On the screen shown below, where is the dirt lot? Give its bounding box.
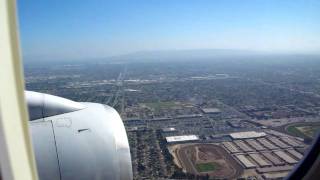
[173,143,243,179]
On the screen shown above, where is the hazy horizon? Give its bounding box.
[18,0,320,61]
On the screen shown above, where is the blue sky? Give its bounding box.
[18,0,320,61]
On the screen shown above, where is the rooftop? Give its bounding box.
[201,108,221,114]
[162,127,176,132]
[230,131,266,139]
[166,135,199,143]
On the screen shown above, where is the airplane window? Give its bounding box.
[17,0,320,179]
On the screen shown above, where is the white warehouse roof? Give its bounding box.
[201,108,221,114]
[166,135,199,143]
[162,127,176,132]
[230,131,266,139]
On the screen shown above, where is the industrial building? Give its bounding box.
[257,138,278,150]
[235,155,256,168]
[287,149,303,159]
[165,135,199,143]
[256,165,293,174]
[262,152,285,166]
[218,134,306,179]
[229,131,266,140]
[245,139,266,151]
[262,172,289,180]
[222,142,241,153]
[248,153,272,167]
[274,151,298,164]
[234,140,254,152]
[268,137,290,149]
[162,127,177,136]
[201,108,221,114]
[281,137,303,147]
[162,127,176,132]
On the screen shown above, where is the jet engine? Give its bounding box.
[26,91,132,180]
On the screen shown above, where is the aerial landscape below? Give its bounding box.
[24,52,320,179]
[15,0,320,179]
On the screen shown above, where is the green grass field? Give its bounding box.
[287,125,305,137]
[195,162,219,172]
[286,123,320,139]
[297,126,320,138]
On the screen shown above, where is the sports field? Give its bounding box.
[174,144,243,178]
[286,122,320,138]
[196,162,220,172]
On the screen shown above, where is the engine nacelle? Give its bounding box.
[26,91,132,180]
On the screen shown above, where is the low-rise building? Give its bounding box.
[235,155,256,169]
[201,108,221,114]
[230,131,266,140]
[165,135,199,143]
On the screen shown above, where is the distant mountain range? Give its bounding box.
[107,49,264,62]
[23,49,320,64]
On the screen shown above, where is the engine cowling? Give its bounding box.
[26,91,133,180]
